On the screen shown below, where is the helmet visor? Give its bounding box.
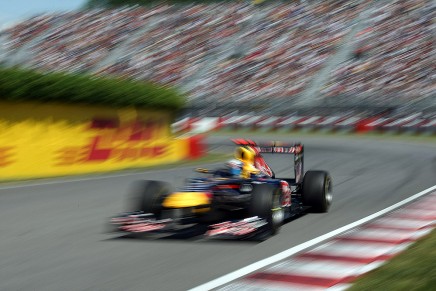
[230,167,242,176]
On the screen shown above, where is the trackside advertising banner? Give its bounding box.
[0,102,189,180]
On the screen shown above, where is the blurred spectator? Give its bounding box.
[322,0,434,104]
[2,0,431,106]
[2,14,63,51]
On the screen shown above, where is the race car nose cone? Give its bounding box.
[162,192,211,208]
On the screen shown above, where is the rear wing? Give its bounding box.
[232,139,304,183]
[232,139,303,154]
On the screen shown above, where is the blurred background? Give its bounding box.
[0,2,435,290]
[0,0,434,118]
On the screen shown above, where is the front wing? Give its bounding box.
[110,211,270,239]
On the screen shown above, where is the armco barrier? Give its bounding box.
[173,115,436,136]
[0,101,197,180]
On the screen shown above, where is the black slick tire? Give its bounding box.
[131,180,174,218]
[302,170,332,213]
[248,183,283,238]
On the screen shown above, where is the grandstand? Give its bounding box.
[321,0,434,107]
[1,0,434,116]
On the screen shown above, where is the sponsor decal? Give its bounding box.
[273,146,284,153]
[121,223,166,232]
[55,118,169,165]
[0,104,181,179]
[206,217,268,236]
[114,216,172,232]
[257,145,302,154]
[255,156,273,177]
[280,180,291,207]
[0,147,15,167]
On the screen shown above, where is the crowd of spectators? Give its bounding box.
[25,7,159,73]
[1,14,63,50]
[1,1,361,103]
[93,1,362,103]
[321,0,434,104]
[190,1,363,103]
[96,4,256,93]
[1,0,432,106]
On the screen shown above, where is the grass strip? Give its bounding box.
[348,229,436,291]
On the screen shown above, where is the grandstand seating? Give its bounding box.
[1,0,433,108]
[321,0,434,104]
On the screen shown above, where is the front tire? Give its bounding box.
[302,170,332,213]
[248,183,283,238]
[130,180,174,218]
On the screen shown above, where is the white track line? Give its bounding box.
[189,185,436,291]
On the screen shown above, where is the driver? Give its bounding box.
[226,159,244,177]
[234,146,261,178]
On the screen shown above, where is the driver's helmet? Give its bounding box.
[235,146,256,166]
[234,146,261,178]
[226,159,243,177]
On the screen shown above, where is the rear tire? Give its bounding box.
[248,183,283,238]
[302,171,332,213]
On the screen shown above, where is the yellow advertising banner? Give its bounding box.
[0,102,188,180]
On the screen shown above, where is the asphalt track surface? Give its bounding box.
[0,135,435,291]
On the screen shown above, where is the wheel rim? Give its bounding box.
[325,178,332,207]
[272,208,284,225]
[271,192,284,226]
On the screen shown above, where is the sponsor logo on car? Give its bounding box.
[206,217,267,236]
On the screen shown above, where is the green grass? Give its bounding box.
[348,229,436,291]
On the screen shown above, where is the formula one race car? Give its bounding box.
[110,139,332,240]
